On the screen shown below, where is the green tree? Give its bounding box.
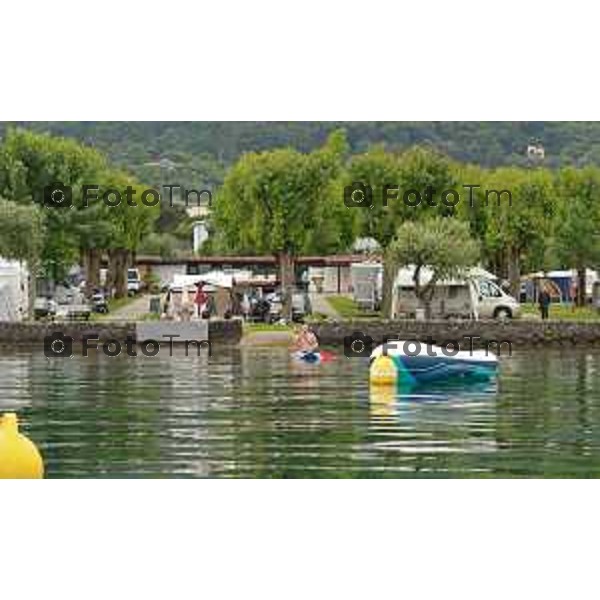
[345,145,458,316]
[555,166,600,305]
[99,174,159,298]
[0,129,158,297]
[214,131,353,318]
[138,232,183,260]
[484,167,556,297]
[387,218,480,318]
[0,128,107,280]
[0,198,44,264]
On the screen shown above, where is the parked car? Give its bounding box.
[128,268,142,295]
[247,297,271,322]
[91,292,109,314]
[266,291,283,323]
[265,290,312,323]
[56,302,91,321]
[33,297,57,320]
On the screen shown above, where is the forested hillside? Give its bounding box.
[2,122,600,190]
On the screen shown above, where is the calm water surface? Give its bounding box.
[2,346,600,477]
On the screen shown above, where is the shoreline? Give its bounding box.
[2,318,600,347]
[311,319,600,348]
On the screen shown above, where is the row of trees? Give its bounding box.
[0,129,159,298]
[213,130,600,317]
[1,127,599,318]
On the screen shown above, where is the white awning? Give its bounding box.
[171,271,234,290]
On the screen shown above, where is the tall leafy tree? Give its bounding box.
[95,172,159,298]
[0,198,44,264]
[214,130,354,318]
[484,167,556,297]
[0,129,158,296]
[555,166,600,305]
[345,145,458,316]
[0,128,107,280]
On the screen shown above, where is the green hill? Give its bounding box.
[2,122,600,188]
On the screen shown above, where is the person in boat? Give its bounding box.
[292,324,319,354]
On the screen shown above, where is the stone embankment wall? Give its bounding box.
[0,319,242,345]
[312,320,600,348]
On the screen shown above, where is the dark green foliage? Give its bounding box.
[4,122,600,192]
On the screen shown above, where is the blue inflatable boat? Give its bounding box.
[292,350,336,364]
[370,341,498,386]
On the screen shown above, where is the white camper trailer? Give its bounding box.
[391,266,520,320]
[0,259,29,321]
[392,267,478,319]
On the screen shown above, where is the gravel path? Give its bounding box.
[106,294,153,321]
[308,293,341,318]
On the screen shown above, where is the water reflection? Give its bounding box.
[0,354,32,410]
[2,346,600,477]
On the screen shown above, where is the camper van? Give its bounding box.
[0,259,29,321]
[476,278,520,319]
[391,266,520,320]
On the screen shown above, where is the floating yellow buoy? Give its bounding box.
[0,413,44,479]
[369,354,397,386]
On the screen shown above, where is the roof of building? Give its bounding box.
[136,254,365,267]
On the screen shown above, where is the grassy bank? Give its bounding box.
[242,322,294,333]
[520,302,600,321]
[325,297,600,323]
[326,295,381,320]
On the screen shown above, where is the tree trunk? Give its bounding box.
[412,265,424,318]
[496,248,507,282]
[26,260,38,319]
[277,251,295,321]
[84,248,101,296]
[381,258,395,318]
[419,281,436,320]
[106,250,116,297]
[108,249,129,298]
[507,246,521,298]
[577,267,586,307]
[423,300,432,320]
[115,249,129,299]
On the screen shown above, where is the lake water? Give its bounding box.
[2,345,600,478]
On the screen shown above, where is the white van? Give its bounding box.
[391,266,520,320]
[476,278,520,320]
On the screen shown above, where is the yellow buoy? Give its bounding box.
[369,354,397,386]
[0,413,44,479]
